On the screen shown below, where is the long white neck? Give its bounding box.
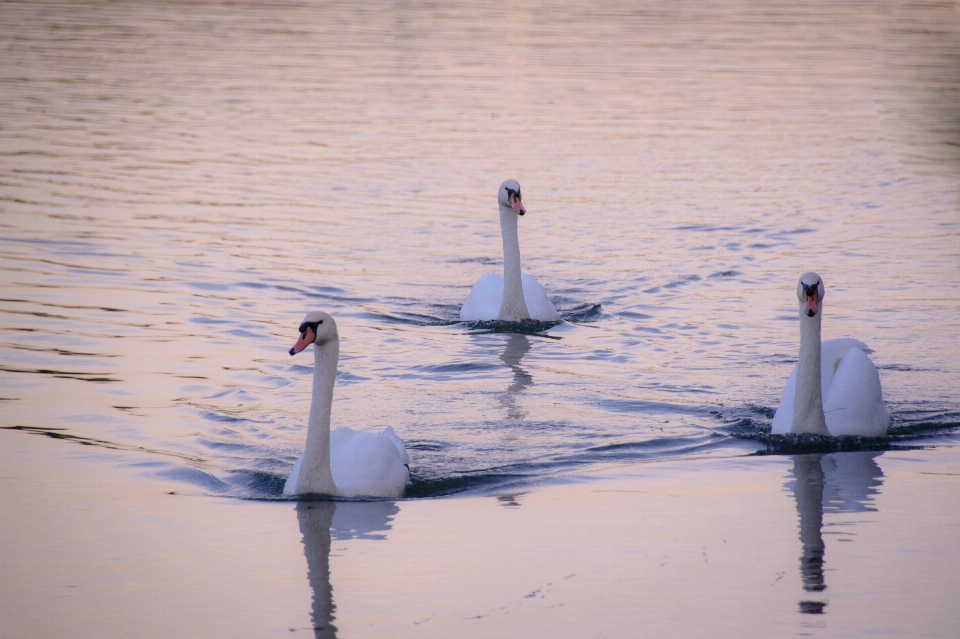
[296,338,340,495]
[497,206,530,321]
[793,310,829,435]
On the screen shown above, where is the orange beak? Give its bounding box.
[803,291,819,317]
[511,194,526,216]
[289,326,315,355]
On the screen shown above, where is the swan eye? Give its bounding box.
[801,282,820,299]
[298,321,321,335]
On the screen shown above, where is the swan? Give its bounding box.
[283,311,409,498]
[771,273,889,437]
[460,179,560,322]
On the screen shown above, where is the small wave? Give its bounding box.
[714,404,960,455]
[619,310,653,321]
[186,282,230,291]
[662,274,702,289]
[353,300,601,329]
[561,303,603,322]
[0,364,119,383]
[350,309,461,327]
[11,400,956,502]
[157,466,234,493]
[464,319,563,336]
[405,472,530,498]
[451,257,500,265]
[585,433,721,455]
[409,361,501,375]
[674,224,743,232]
[0,425,206,463]
[600,398,714,417]
[196,409,249,424]
[189,316,231,325]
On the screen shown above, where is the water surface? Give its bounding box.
[1,1,959,497]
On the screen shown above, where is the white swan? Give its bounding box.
[771,273,889,437]
[283,311,409,498]
[460,179,560,322]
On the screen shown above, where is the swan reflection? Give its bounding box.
[788,452,884,614]
[296,500,399,637]
[499,333,532,419]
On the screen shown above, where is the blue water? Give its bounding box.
[1,1,959,500]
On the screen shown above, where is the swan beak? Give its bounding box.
[289,327,315,356]
[803,292,819,317]
[510,195,526,216]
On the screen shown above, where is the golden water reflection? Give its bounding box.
[789,452,884,615]
[499,333,533,420]
[297,500,400,637]
[297,502,338,638]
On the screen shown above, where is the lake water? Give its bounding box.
[2,1,959,637]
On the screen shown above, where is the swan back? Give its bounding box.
[330,428,409,498]
[459,273,559,321]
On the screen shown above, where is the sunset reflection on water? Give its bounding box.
[1,1,959,637]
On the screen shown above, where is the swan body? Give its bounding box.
[460,179,559,322]
[283,311,409,498]
[460,273,558,322]
[285,426,408,499]
[771,273,889,437]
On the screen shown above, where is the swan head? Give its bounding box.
[498,179,526,216]
[289,311,338,355]
[797,272,824,318]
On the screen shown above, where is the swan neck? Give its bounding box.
[793,312,829,435]
[497,206,530,321]
[298,338,339,495]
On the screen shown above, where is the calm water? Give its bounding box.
[2,1,959,501]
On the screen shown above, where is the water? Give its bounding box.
[2,1,959,502]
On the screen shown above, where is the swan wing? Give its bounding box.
[460,273,503,321]
[824,347,889,437]
[381,426,409,465]
[520,273,560,321]
[820,338,870,393]
[330,426,358,449]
